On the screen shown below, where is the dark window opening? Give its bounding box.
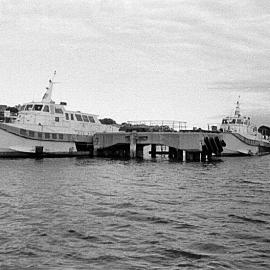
[82,115,89,122]
[38,132,42,138]
[20,129,27,135]
[59,134,63,140]
[52,133,57,139]
[26,104,33,111]
[55,117,59,122]
[88,116,95,123]
[75,114,83,121]
[65,113,69,120]
[55,108,63,114]
[43,105,49,112]
[45,133,50,139]
[34,104,43,111]
[70,114,74,120]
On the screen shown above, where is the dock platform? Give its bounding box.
[93,131,225,161]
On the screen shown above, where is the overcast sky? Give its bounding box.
[0,0,270,128]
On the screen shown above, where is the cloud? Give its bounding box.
[0,0,270,125]
[209,80,270,93]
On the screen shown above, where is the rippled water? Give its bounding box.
[0,155,269,269]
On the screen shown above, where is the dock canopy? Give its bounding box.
[258,125,270,136]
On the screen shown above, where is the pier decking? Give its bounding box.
[93,131,224,161]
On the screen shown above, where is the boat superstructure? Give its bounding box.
[0,72,119,157]
[219,98,270,156]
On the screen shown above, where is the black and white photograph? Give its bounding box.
[0,0,269,269]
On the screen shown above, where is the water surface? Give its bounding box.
[0,156,269,269]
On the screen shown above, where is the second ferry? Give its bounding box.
[215,98,270,156]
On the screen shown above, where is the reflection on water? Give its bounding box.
[0,156,269,269]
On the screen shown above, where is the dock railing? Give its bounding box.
[126,120,187,132]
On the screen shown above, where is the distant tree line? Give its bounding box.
[99,118,117,125]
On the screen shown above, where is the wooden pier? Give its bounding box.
[93,131,225,161]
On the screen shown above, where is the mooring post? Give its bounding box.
[151,144,156,158]
[35,146,43,159]
[130,131,137,159]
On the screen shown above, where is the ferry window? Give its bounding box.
[43,105,49,112]
[230,119,236,124]
[55,117,59,122]
[20,129,27,135]
[26,104,33,111]
[59,134,63,140]
[75,114,83,121]
[88,116,95,123]
[45,133,50,139]
[52,133,57,139]
[38,132,42,138]
[55,107,63,114]
[222,119,228,124]
[70,114,74,120]
[237,119,243,124]
[29,131,35,137]
[65,113,69,120]
[34,104,43,111]
[21,105,26,111]
[82,115,89,122]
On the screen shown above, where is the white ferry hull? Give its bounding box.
[221,132,269,156]
[0,128,85,157]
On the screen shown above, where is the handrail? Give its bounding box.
[231,132,270,147]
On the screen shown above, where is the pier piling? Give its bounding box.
[151,144,156,158]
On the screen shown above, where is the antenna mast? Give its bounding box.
[42,71,57,102]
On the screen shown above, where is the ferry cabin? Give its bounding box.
[220,116,257,135]
[15,101,105,135]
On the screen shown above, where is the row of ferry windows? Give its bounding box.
[22,104,63,114]
[55,114,95,123]
[222,119,250,125]
[21,104,96,123]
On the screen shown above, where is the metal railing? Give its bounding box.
[126,120,187,132]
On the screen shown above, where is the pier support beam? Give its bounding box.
[193,152,201,162]
[176,149,183,161]
[136,145,144,159]
[168,147,183,161]
[169,147,177,160]
[186,151,193,162]
[201,151,207,162]
[151,144,156,158]
[130,132,137,159]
